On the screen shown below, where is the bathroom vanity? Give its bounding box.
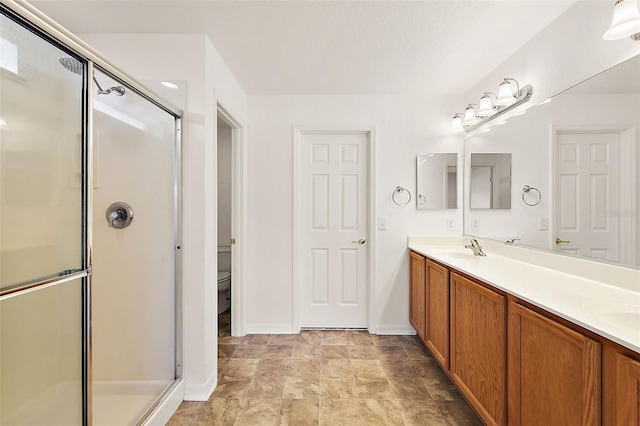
[408,237,640,426]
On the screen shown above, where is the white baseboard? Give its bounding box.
[375,324,416,335]
[246,323,295,334]
[184,370,217,401]
[144,379,185,426]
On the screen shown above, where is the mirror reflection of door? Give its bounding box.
[470,166,493,209]
[416,153,458,210]
[554,131,623,262]
[446,166,457,209]
[469,153,512,209]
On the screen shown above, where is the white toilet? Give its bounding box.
[218,271,231,314]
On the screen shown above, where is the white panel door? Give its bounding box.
[300,132,368,328]
[555,132,620,261]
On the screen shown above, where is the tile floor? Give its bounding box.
[167,311,483,425]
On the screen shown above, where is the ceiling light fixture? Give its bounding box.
[603,0,640,40]
[161,81,179,89]
[451,77,533,133]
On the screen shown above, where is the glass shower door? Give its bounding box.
[0,9,86,425]
[91,69,179,426]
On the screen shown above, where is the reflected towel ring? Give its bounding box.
[417,194,426,205]
[522,185,541,206]
[392,186,412,206]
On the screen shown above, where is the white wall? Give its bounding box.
[246,94,463,334]
[77,33,248,401]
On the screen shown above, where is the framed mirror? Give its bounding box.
[416,153,458,210]
[464,54,640,268]
[469,153,511,209]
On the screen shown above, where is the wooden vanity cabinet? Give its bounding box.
[425,259,449,369]
[508,299,601,426]
[409,251,426,341]
[603,345,640,426]
[450,272,507,426]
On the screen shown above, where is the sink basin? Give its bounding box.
[585,302,640,336]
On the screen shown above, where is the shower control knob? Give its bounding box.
[106,202,134,229]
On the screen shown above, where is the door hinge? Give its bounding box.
[230,238,236,245]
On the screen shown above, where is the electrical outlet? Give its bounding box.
[447,218,455,231]
[539,217,549,230]
[471,218,479,231]
[378,216,388,230]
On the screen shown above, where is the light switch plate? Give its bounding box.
[447,218,455,231]
[471,218,479,231]
[378,216,388,230]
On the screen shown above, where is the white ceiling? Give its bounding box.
[29,0,578,96]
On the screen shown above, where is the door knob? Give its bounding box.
[352,238,366,245]
[555,237,570,244]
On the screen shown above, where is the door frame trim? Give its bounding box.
[292,126,377,333]
[217,101,247,337]
[551,125,637,265]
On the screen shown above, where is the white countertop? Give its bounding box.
[408,237,640,353]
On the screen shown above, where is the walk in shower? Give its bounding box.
[0,2,182,425]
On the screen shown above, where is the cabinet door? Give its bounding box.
[425,260,449,369]
[450,273,506,426]
[603,346,640,426]
[409,251,426,340]
[508,301,601,426]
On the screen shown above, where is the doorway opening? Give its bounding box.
[216,103,246,337]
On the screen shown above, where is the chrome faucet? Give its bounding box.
[465,238,486,256]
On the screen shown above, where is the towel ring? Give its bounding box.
[522,185,541,206]
[392,186,411,206]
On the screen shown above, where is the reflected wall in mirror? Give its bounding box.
[464,54,640,268]
[469,153,511,209]
[416,153,458,210]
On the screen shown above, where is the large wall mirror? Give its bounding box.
[464,54,640,268]
[416,153,458,210]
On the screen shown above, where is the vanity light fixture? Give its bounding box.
[451,77,533,133]
[603,0,640,40]
[463,104,480,126]
[495,78,520,106]
[477,92,497,118]
[452,113,464,132]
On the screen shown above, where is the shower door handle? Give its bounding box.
[106,202,134,229]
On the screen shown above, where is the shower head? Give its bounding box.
[59,57,126,96]
[59,57,83,75]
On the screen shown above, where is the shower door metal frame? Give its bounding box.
[0,1,185,425]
